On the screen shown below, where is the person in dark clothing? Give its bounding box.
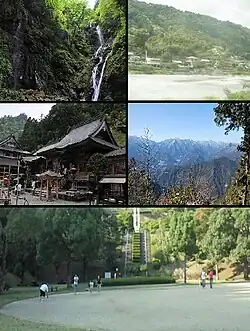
[97,275,102,292]
[208,270,214,289]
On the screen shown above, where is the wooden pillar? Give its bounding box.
[46,178,49,200]
[40,178,43,200]
[3,166,5,176]
[56,179,59,200]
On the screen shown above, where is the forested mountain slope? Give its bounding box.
[158,157,238,199]
[0,0,126,101]
[0,113,27,140]
[128,0,250,62]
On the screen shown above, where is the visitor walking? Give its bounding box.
[32,180,36,195]
[40,283,49,300]
[73,274,79,294]
[97,275,102,292]
[200,269,206,288]
[209,270,214,289]
[89,280,94,293]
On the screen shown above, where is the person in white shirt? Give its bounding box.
[89,280,94,293]
[200,269,206,288]
[73,274,79,294]
[40,283,49,300]
[32,180,36,195]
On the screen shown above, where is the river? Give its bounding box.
[128,74,250,100]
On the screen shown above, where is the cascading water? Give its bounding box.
[91,25,112,101]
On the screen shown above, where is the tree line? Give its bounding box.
[140,208,250,282]
[0,208,133,294]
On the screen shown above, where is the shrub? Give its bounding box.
[102,276,175,286]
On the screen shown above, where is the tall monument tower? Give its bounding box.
[133,208,140,232]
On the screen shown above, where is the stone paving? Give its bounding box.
[2,283,250,331]
[11,193,91,205]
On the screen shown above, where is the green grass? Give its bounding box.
[0,285,89,331]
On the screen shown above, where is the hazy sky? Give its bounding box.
[87,0,96,8]
[140,0,250,28]
[0,104,54,120]
[128,103,243,143]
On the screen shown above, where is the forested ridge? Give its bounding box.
[0,113,27,140]
[129,0,250,74]
[0,103,126,151]
[0,0,126,101]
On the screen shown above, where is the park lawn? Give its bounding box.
[0,286,90,331]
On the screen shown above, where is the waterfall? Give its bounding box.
[91,25,112,101]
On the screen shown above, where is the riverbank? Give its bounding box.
[128,74,250,100]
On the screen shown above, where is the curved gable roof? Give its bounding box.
[35,118,118,155]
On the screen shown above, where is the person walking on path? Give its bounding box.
[209,270,214,289]
[40,283,49,300]
[200,269,206,288]
[97,275,102,292]
[89,280,94,293]
[32,180,36,195]
[73,274,79,294]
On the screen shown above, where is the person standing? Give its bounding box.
[89,280,94,293]
[208,270,214,289]
[40,283,49,300]
[200,269,206,288]
[32,180,36,195]
[73,274,79,294]
[97,275,102,292]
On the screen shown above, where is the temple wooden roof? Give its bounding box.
[0,135,30,155]
[35,118,119,155]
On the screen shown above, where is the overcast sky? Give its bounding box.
[140,0,250,28]
[87,0,96,8]
[0,104,55,120]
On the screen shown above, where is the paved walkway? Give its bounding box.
[2,284,250,331]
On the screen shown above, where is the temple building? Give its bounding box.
[0,135,30,179]
[100,147,126,203]
[0,118,126,204]
[33,117,126,203]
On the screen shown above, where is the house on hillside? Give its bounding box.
[0,135,30,179]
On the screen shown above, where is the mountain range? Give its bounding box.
[128,0,250,61]
[128,136,241,198]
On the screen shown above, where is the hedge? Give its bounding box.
[102,276,175,286]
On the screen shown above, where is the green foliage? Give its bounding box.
[168,209,197,260]
[231,209,250,279]
[102,276,175,286]
[0,114,27,141]
[2,208,120,288]
[214,102,250,205]
[201,209,237,263]
[0,44,11,87]
[88,153,108,179]
[132,232,141,263]
[45,0,91,34]
[116,209,133,234]
[1,0,125,100]
[128,159,157,205]
[129,0,250,74]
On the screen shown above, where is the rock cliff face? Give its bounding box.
[0,0,126,101]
